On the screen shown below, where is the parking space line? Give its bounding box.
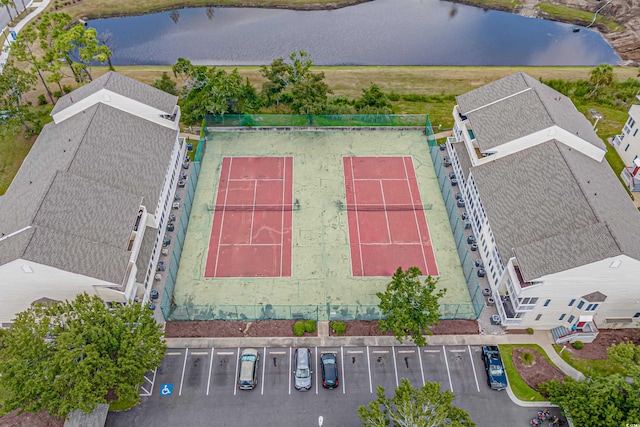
[233,348,240,396]
[217,351,234,355]
[167,352,182,356]
[340,347,346,394]
[423,349,441,353]
[315,346,318,395]
[443,345,453,393]
[397,350,415,354]
[206,347,214,396]
[288,348,292,395]
[468,345,480,392]
[140,385,150,395]
[179,348,188,396]
[417,347,425,386]
[269,351,286,355]
[372,350,389,354]
[347,350,363,354]
[449,349,466,353]
[366,346,372,394]
[191,351,208,355]
[261,347,266,395]
[392,346,399,387]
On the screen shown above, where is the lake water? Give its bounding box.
[89,0,620,66]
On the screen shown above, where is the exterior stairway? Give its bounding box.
[551,325,572,343]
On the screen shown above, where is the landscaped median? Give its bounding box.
[499,344,564,402]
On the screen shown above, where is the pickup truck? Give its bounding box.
[482,345,508,390]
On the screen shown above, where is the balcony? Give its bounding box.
[622,167,640,191]
[551,316,599,344]
[612,134,623,148]
[494,293,522,326]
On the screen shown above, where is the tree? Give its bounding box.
[608,341,640,376]
[355,83,392,113]
[0,293,166,419]
[10,24,56,104]
[152,71,178,95]
[260,56,290,107]
[290,71,331,116]
[588,63,614,98]
[358,378,475,427]
[377,266,446,347]
[0,60,37,134]
[540,375,640,426]
[1,0,13,20]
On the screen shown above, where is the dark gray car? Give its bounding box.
[293,348,312,391]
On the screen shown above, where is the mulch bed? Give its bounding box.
[511,347,566,393]
[164,320,315,338]
[559,329,640,360]
[329,319,479,336]
[0,410,63,427]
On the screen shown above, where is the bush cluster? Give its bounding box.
[572,340,584,350]
[331,321,346,335]
[293,321,306,337]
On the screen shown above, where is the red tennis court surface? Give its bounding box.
[205,157,293,278]
[343,156,438,277]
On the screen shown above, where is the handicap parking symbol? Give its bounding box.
[160,384,173,396]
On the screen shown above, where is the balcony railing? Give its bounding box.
[494,294,522,326]
[612,134,623,148]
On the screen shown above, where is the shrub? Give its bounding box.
[526,327,534,335]
[331,321,346,335]
[402,94,428,102]
[520,351,535,366]
[304,320,316,333]
[388,92,400,101]
[293,321,306,337]
[572,340,584,350]
[53,90,62,99]
[62,85,73,94]
[37,94,48,105]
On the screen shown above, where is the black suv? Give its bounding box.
[320,353,339,389]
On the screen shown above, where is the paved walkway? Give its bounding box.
[1,0,53,70]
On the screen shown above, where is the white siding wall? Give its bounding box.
[0,259,124,323]
[616,105,640,167]
[514,255,640,329]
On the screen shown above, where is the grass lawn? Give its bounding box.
[499,344,553,402]
[552,344,625,377]
[537,2,622,32]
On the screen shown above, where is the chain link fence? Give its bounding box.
[205,114,428,128]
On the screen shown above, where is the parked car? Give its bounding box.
[439,144,446,151]
[467,235,476,244]
[183,162,189,170]
[181,172,187,180]
[449,171,456,179]
[320,353,339,389]
[163,236,171,247]
[178,180,186,188]
[457,199,465,208]
[475,258,484,267]
[461,212,469,220]
[443,160,452,167]
[238,348,260,390]
[150,289,159,299]
[470,242,478,251]
[187,143,194,151]
[170,214,177,222]
[451,178,458,186]
[477,268,486,277]
[455,192,462,200]
[293,348,313,391]
[174,194,181,201]
[167,222,174,232]
[157,261,165,272]
[482,346,508,390]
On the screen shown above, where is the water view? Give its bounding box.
[89,0,620,66]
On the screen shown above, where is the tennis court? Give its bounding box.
[173,131,472,320]
[204,157,293,278]
[344,156,438,277]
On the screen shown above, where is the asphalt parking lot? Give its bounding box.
[107,345,560,427]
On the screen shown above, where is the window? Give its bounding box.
[634,313,640,318]
[577,300,585,309]
[586,303,599,312]
[568,299,575,307]
[559,314,566,321]
[625,144,630,152]
[567,315,575,324]
[629,117,637,128]
[634,129,639,137]
[544,299,551,307]
[535,314,542,321]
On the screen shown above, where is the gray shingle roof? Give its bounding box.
[0,227,35,266]
[457,72,604,152]
[472,139,640,281]
[51,71,177,116]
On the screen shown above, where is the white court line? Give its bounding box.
[392,346,399,388]
[179,349,189,396]
[341,347,346,394]
[279,158,286,276]
[217,351,234,355]
[219,243,281,247]
[347,350,363,354]
[468,345,480,392]
[261,347,266,395]
[233,348,240,396]
[417,347,425,386]
[213,158,233,277]
[167,352,182,356]
[349,157,365,275]
[206,348,214,396]
[443,345,453,393]
[315,347,318,395]
[379,180,392,243]
[249,179,258,245]
[366,346,373,394]
[288,348,292,395]
[402,156,430,274]
[359,242,426,246]
[191,351,208,355]
[269,351,286,355]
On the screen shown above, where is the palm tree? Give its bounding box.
[1,0,14,21]
[588,63,614,98]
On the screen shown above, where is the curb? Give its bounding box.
[505,385,555,408]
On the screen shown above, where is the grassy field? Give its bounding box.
[537,2,622,32]
[54,0,370,19]
[499,344,551,402]
[552,344,624,377]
